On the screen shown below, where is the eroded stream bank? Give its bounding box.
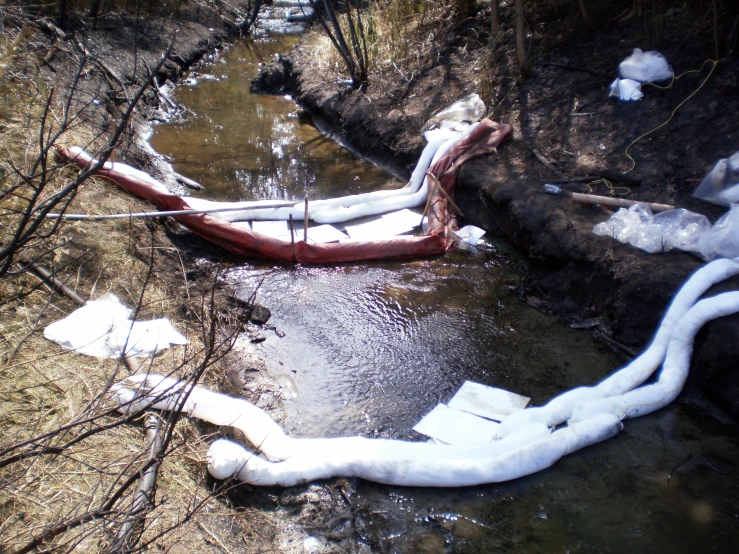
[147,36,739,552]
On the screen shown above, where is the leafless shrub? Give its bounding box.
[0,10,252,553]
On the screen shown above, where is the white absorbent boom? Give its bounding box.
[112,258,739,487]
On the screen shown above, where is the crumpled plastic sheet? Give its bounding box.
[698,204,739,260]
[43,293,187,358]
[608,78,644,101]
[422,93,486,133]
[693,151,739,207]
[618,48,673,83]
[453,225,486,245]
[593,203,708,254]
[610,48,673,102]
[593,203,739,260]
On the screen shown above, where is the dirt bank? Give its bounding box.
[253,1,739,417]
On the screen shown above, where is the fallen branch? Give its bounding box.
[111,414,164,552]
[532,148,563,175]
[174,173,205,191]
[17,252,86,305]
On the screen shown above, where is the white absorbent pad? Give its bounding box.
[412,404,501,446]
[251,220,291,241]
[454,225,487,245]
[44,292,187,358]
[447,381,530,421]
[344,209,421,241]
[296,225,349,244]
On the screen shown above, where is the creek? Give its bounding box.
[149,37,739,553]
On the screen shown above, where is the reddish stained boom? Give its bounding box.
[55,146,451,263]
[55,119,512,263]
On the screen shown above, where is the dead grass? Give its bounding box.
[0,15,271,554]
[304,0,454,83]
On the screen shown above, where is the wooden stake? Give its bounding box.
[289,215,296,262]
[303,197,309,243]
[426,172,465,217]
[569,192,674,213]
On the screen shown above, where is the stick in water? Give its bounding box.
[304,197,309,243]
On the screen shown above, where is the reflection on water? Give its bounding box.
[151,37,739,554]
[150,39,394,202]
[230,251,621,440]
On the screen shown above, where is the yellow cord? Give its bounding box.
[623,59,718,174]
[587,178,630,197]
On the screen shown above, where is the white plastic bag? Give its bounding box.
[608,78,644,101]
[422,93,485,133]
[697,204,739,260]
[618,49,673,83]
[693,151,739,207]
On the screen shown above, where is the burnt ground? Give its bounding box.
[253,0,739,417]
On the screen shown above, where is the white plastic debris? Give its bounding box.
[693,151,739,207]
[608,78,644,101]
[618,49,673,83]
[447,381,530,421]
[593,203,711,254]
[697,204,739,261]
[454,225,487,246]
[412,404,500,446]
[44,293,187,358]
[422,93,485,134]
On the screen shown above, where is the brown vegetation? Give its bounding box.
[0,2,275,552]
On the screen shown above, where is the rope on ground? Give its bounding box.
[623,59,718,174]
[586,178,630,197]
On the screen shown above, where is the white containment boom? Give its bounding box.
[111,258,739,487]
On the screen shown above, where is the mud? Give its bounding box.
[252,1,739,417]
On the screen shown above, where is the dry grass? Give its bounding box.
[304,0,454,82]
[0,16,270,554]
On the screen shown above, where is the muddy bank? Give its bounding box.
[253,5,739,416]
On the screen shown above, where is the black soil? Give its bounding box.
[253,1,739,415]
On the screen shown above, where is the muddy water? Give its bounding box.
[151,39,739,553]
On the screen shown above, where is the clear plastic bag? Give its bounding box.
[593,204,711,254]
[422,93,485,133]
[697,204,739,260]
[618,49,673,83]
[693,151,739,207]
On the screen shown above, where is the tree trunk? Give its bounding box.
[57,0,68,27]
[578,0,595,31]
[88,0,101,19]
[515,0,528,73]
[491,0,500,37]
[454,0,477,21]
